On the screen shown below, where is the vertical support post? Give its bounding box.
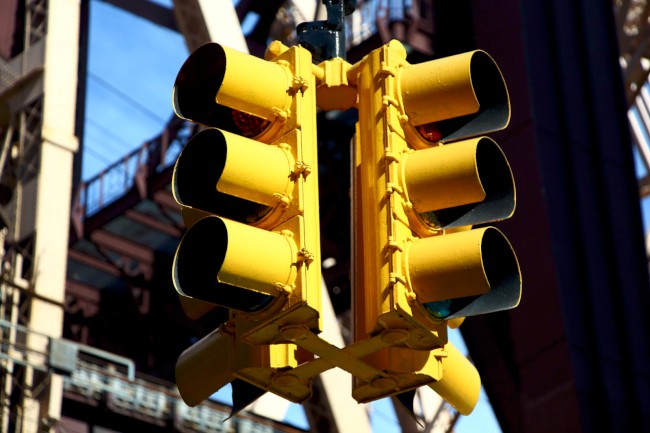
[23,0,80,431]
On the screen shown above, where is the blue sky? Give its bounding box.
[83,0,188,180]
[630,109,650,231]
[84,0,502,431]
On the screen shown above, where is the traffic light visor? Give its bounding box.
[407,227,521,319]
[173,216,297,312]
[399,50,510,142]
[403,137,515,229]
[172,43,292,135]
[428,342,480,415]
[176,326,235,406]
[172,128,294,224]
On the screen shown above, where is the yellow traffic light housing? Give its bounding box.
[168,38,522,418]
[352,41,521,414]
[171,41,322,410]
[173,42,292,140]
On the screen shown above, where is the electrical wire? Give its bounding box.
[85,117,135,152]
[87,71,167,124]
[371,402,401,427]
[83,144,113,166]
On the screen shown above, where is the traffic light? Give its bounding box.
[352,40,521,415]
[170,41,322,409]
[169,37,521,417]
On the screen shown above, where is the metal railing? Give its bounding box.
[347,0,415,46]
[74,117,195,219]
[0,318,135,379]
[64,359,298,433]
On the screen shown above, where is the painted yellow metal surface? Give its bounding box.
[352,40,521,415]
[177,216,297,298]
[176,322,301,406]
[171,41,322,407]
[397,49,511,141]
[312,57,357,111]
[428,342,481,416]
[399,50,482,125]
[175,324,235,406]
[402,138,488,213]
[216,44,293,122]
[170,38,521,416]
[407,227,513,303]
[172,42,292,140]
[216,130,295,208]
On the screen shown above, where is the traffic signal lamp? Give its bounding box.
[352,41,521,414]
[172,42,292,140]
[170,41,322,409]
[168,38,522,418]
[172,129,299,312]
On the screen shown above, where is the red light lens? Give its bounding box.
[231,110,270,138]
[416,123,443,142]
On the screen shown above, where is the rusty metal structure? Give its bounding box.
[1,0,80,431]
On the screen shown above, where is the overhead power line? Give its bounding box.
[88,70,167,123]
[85,116,135,152]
